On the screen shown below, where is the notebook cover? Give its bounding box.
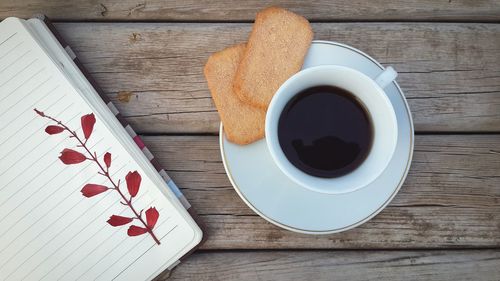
[33,14,206,274]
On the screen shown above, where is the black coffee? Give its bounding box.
[278,85,373,178]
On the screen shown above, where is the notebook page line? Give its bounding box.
[0,81,57,132]
[13,163,134,281]
[0,140,107,240]
[0,134,104,223]
[0,154,62,210]
[0,96,70,161]
[0,156,76,224]
[0,112,75,184]
[0,138,106,236]
[0,40,23,61]
[112,221,177,281]
[20,174,137,281]
[64,199,174,280]
[0,105,76,182]
[0,67,47,104]
[0,157,59,202]
[0,83,58,143]
[0,90,67,148]
[59,215,171,281]
[0,74,52,120]
[0,58,38,87]
[0,147,111,265]
[0,159,125,280]
[0,133,64,181]
[96,215,172,281]
[44,193,152,281]
[0,49,31,73]
[0,32,17,47]
[82,206,166,281]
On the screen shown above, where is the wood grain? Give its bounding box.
[142,135,500,249]
[2,0,500,22]
[53,22,500,133]
[166,250,500,281]
[4,2,500,279]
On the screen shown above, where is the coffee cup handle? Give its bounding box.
[374,66,398,89]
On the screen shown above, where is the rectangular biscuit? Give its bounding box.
[233,7,313,109]
[204,44,266,145]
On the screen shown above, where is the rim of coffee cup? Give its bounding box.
[265,65,398,194]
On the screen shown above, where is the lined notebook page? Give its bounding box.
[0,18,199,281]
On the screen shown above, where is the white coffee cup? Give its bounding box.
[265,65,398,194]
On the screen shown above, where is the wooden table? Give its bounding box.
[3,1,500,280]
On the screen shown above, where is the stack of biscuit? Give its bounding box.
[204,7,313,145]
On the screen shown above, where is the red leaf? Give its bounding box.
[59,148,86,164]
[127,225,148,236]
[81,183,108,197]
[107,215,133,226]
[45,125,65,135]
[81,113,96,140]
[125,171,141,198]
[34,108,45,117]
[145,207,159,228]
[104,152,111,168]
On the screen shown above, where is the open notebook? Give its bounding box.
[0,17,203,280]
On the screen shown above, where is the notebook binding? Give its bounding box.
[64,46,76,60]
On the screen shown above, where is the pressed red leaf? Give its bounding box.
[81,113,96,140]
[104,152,111,168]
[125,171,141,198]
[45,125,65,135]
[145,207,159,228]
[107,215,133,226]
[34,108,45,117]
[127,225,148,236]
[81,183,108,197]
[59,148,86,164]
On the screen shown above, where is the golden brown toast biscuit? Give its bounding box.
[204,44,266,145]
[233,7,313,109]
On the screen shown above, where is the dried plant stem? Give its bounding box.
[42,113,161,245]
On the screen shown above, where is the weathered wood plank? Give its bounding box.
[142,135,500,249]
[53,23,500,133]
[166,250,500,281]
[2,0,500,22]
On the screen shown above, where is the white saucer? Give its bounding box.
[219,41,414,234]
